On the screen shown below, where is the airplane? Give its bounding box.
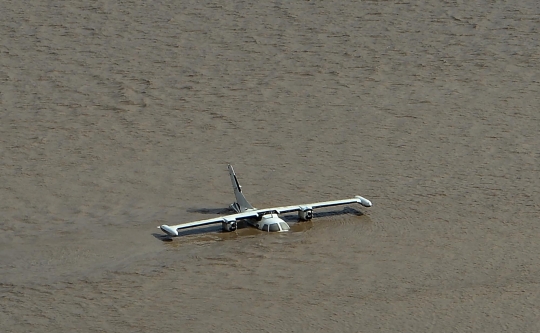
[158,165,372,237]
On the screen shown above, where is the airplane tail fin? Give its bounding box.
[227,165,254,212]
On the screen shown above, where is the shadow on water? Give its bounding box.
[186,207,234,215]
[152,233,173,242]
[154,206,369,243]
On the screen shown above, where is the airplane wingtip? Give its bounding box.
[159,225,179,237]
[355,195,372,207]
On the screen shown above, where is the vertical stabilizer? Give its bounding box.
[227,165,255,212]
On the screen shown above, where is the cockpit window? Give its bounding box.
[269,223,280,232]
[262,224,269,232]
[279,222,290,231]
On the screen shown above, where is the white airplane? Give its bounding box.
[158,165,372,237]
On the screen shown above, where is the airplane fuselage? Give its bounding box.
[247,213,290,232]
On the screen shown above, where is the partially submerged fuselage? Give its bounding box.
[248,213,290,232]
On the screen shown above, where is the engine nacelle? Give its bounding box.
[222,219,237,232]
[298,206,313,221]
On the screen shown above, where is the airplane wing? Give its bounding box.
[158,195,371,237]
[263,195,372,214]
[158,210,260,237]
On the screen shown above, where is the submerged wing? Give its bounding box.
[158,210,259,237]
[262,195,372,215]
